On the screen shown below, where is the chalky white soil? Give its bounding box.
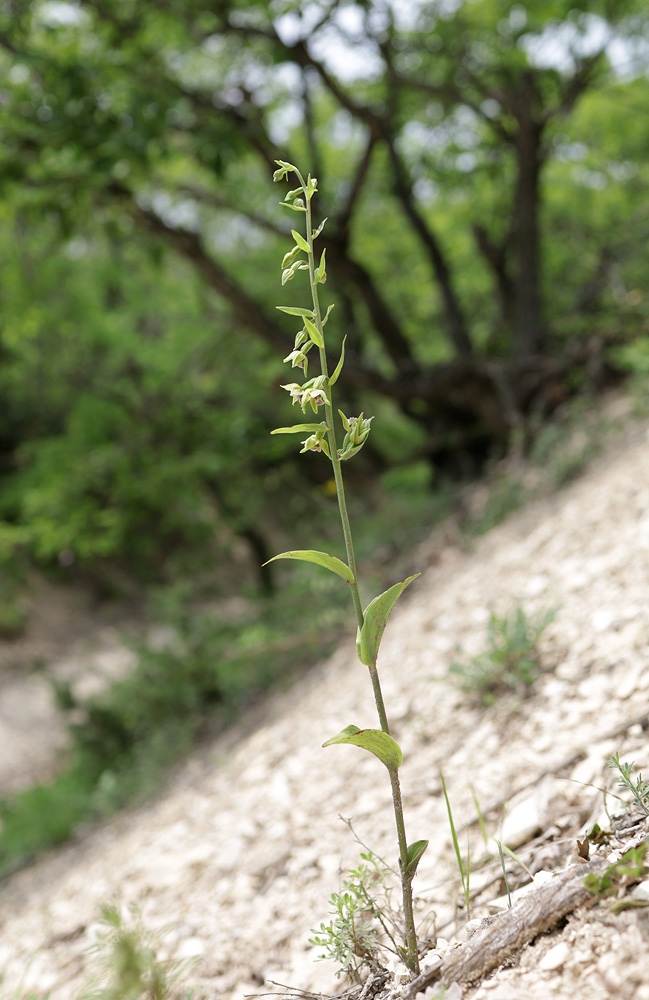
[2,405,649,1000]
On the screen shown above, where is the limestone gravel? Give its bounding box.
[2,415,649,998]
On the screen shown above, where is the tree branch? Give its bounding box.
[385,137,473,358]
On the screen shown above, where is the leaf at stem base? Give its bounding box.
[405,840,429,875]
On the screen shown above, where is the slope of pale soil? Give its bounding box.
[2,412,649,999]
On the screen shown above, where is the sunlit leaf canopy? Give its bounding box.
[0,0,648,580]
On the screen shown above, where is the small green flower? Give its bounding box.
[281,382,304,404]
[300,385,328,413]
[283,347,310,376]
[300,426,331,458]
[280,380,329,413]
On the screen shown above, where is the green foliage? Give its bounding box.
[78,904,196,1000]
[0,587,27,639]
[0,576,348,876]
[608,753,649,816]
[471,477,526,536]
[0,210,291,589]
[584,844,647,901]
[449,606,557,705]
[0,0,646,552]
[309,853,397,982]
[530,399,607,488]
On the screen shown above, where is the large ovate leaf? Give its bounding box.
[356,574,420,666]
[405,840,429,875]
[262,549,354,583]
[323,724,403,770]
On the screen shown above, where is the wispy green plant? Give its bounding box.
[498,842,533,880]
[448,605,557,705]
[584,844,647,902]
[469,783,488,847]
[440,771,470,920]
[78,904,196,1000]
[471,475,525,536]
[609,753,649,816]
[309,852,400,981]
[268,160,427,974]
[495,841,512,909]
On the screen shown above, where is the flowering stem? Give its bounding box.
[275,162,421,975]
[300,173,419,974]
[302,176,365,633]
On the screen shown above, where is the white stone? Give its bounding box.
[539,941,571,971]
[493,779,551,849]
[631,880,649,902]
[592,609,614,632]
[524,575,549,597]
[175,936,205,959]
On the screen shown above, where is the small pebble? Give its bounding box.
[539,941,571,971]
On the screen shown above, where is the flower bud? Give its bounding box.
[338,411,373,461]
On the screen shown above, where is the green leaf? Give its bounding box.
[281,201,306,212]
[262,549,354,583]
[312,218,328,240]
[271,423,327,435]
[306,174,318,200]
[304,316,324,348]
[292,229,311,253]
[315,248,327,284]
[323,725,403,770]
[321,303,335,326]
[405,840,429,875]
[356,574,420,666]
[276,306,315,318]
[330,337,347,386]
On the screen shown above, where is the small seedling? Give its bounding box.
[268,161,427,974]
[608,753,649,816]
[310,852,400,981]
[78,904,196,1000]
[448,605,556,705]
[495,841,512,909]
[584,843,647,902]
[440,771,470,920]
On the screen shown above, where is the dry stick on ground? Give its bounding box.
[403,853,614,996]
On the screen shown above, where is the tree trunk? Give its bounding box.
[386,140,473,359]
[512,76,545,360]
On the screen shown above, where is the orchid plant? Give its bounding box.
[266,160,427,975]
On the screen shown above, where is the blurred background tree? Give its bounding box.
[2,0,649,871]
[0,0,648,591]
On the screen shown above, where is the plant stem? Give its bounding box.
[301,170,419,975]
[303,180,364,632]
[389,766,419,972]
